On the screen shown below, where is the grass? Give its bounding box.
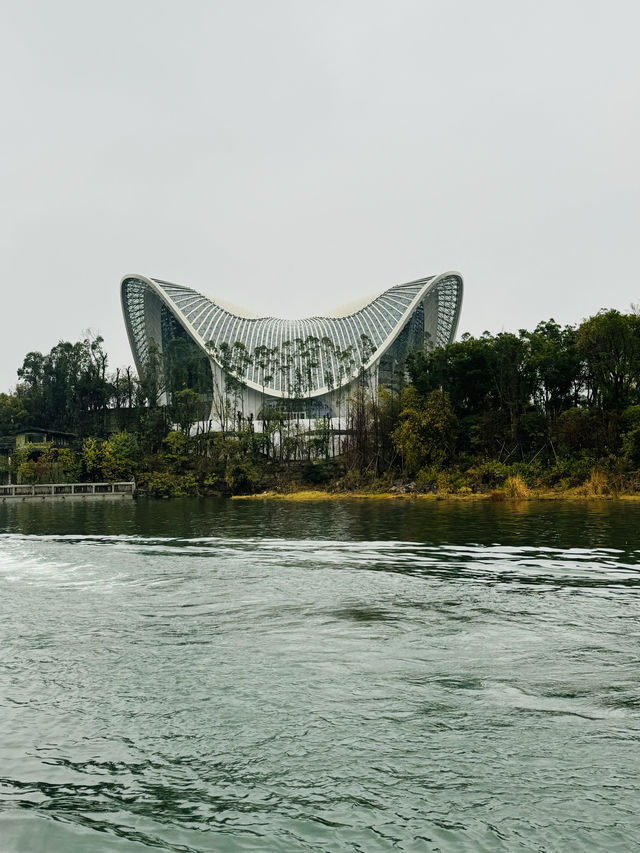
[232,489,484,502]
[504,475,531,499]
[577,469,611,497]
[233,481,640,502]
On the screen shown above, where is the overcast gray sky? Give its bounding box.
[1,0,638,390]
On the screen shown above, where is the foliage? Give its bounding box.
[81,437,104,481]
[464,460,510,489]
[3,307,640,496]
[163,430,192,466]
[577,311,640,409]
[392,388,457,475]
[224,459,265,494]
[11,442,81,484]
[16,335,114,435]
[172,388,205,435]
[136,471,198,498]
[0,393,28,434]
[101,432,139,481]
[302,459,342,484]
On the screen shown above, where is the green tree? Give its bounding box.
[137,339,165,408]
[0,393,28,434]
[526,320,583,416]
[392,388,457,475]
[407,334,495,418]
[15,337,115,436]
[173,388,202,434]
[102,432,139,481]
[577,311,640,409]
[488,333,537,443]
[81,437,104,480]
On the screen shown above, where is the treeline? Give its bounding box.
[396,309,640,492]
[2,335,142,436]
[1,308,639,496]
[0,334,209,443]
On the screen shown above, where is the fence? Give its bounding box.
[0,482,135,500]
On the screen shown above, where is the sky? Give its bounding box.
[1,0,639,391]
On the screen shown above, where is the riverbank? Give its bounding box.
[232,487,640,502]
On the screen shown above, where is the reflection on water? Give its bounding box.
[0,498,639,852]
[2,495,640,548]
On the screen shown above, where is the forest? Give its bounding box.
[1,307,640,497]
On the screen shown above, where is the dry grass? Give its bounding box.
[504,475,531,499]
[231,476,640,502]
[577,469,611,497]
[233,490,410,502]
[232,489,487,502]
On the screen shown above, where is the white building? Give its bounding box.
[121,272,463,423]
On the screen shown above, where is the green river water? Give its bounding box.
[1,497,639,852]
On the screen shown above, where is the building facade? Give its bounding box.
[121,272,463,422]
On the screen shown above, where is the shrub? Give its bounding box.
[137,471,198,498]
[622,426,640,468]
[416,466,438,492]
[102,432,139,481]
[163,430,192,468]
[392,388,457,475]
[13,442,80,484]
[224,459,264,495]
[466,460,509,490]
[302,459,340,484]
[81,437,104,480]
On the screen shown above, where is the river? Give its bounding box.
[1,497,639,851]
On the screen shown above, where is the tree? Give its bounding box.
[14,337,119,436]
[102,432,139,481]
[81,437,104,480]
[173,388,201,434]
[577,311,640,409]
[488,333,537,443]
[526,320,583,416]
[137,339,165,408]
[407,334,495,418]
[392,388,457,475]
[0,393,28,434]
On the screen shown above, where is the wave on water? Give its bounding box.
[1,533,639,592]
[2,521,640,850]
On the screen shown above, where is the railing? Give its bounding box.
[0,482,135,498]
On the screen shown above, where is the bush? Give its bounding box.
[302,459,341,484]
[466,460,509,490]
[13,442,80,484]
[392,388,457,475]
[163,430,192,468]
[137,471,198,498]
[81,437,104,480]
[224,459,264,495]
[416,466,438,492]
[102,432,139,481]
[535,455,597,488]
[622,426,640,468]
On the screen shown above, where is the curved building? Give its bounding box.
[121,272,463,419]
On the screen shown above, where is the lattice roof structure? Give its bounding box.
[121,272,463,398]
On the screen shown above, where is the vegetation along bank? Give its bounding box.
[1,308,640,500]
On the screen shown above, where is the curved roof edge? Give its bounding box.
[121,272,464,398]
